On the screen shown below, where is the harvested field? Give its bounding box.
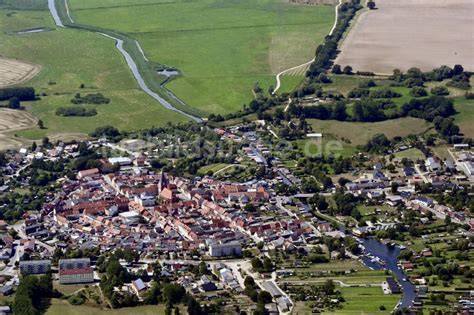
[0,108,37,150]
[0,57,40,87]
[336,0,474,74]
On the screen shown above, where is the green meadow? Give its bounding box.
[0,7,187,139]
[323,287,399,314]
[454,98,474,138]
[68,0,335,114]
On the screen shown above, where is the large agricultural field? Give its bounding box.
[0,5,188,140]
[68,0,335,114]
[0,57,41,88]
[0,108,37,149]
[336,0,474,74]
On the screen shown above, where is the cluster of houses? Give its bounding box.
[21,158,324,263]
[344,151,473,234]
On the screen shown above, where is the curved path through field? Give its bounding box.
[47,0,202,123]
[273,0,342,94]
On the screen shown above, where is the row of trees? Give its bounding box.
[13,274,55,315]
[0,87,36,101]
[243,276,273,315]
[71,93,110,105]
[307,0,362,79]
[390,65,471,89]
[287,95,456,127]
[56,107,98,117]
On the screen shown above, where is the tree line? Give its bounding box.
[0,87,35,101]
[56,107,98,117]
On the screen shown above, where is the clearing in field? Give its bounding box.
[336,0,474,74]
[0,57,41,87]
[68,0,335,115]
[309,117,431,146]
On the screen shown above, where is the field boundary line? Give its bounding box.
[64,0,74,23]
[273,0,342,94]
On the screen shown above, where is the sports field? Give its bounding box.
[68,0,335,114]
[336,0,474,74]
[0,7,188,140]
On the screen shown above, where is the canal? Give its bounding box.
[359,237,416,310]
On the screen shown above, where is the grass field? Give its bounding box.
[296,136,357,159]
[0,0,47,10]
[308,117,431,146]
[292,287,398,315]
[197,163,230,175]
[394,148,425,160]
[454,98,474,138]
[46,299,185,315]
[68,0,335,115]
[323,287,399,314]
[0,8,188,140]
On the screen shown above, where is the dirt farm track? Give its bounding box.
[0,57,41,88]
[336,0,474,74]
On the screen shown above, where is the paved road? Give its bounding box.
[414,164,429,183]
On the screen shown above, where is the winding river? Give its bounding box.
[47,0,63,27]
[47,0,202,123]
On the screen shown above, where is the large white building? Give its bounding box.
[59,258,94,284]
[209,242,242,257]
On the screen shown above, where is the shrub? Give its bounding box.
[369,87,402,98]
[68,294,85,305]
[71,93,110,105]
[465,92,474,99]
[359,79,376,88]
[431,86,449,96]
[56,107,97,117]
[410,87,428,97]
